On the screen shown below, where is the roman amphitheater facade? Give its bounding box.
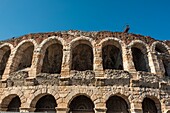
[0,30,170,113]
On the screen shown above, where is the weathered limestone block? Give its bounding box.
[69,70,95,86]
[104,69,131,86]
[132,71,160,88]
[36,73,60,85]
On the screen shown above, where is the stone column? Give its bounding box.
[28,48,42,78]
[94,107,107,113]
[61,48,71,77]
[125,47,136,73]
[93,46,104,77]
[56,107,69,113]
[121,44,129,71]
[147,51,156,74]
[130,102,143,113]
[1,49,15,80]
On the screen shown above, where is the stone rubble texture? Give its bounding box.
[0,30,169,113]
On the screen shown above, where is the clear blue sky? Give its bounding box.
[0,0,170,40]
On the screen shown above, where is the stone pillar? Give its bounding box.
[147,51,156,74]
[130,102,143,113]
[28,48,41,78]
[125,47,136,73]
[122,44,129,71]
[61,48,70,77]
[56,107,69,113]
[93,46,104,77]
[150,52,163,76]
[1,49,15,80]
[94,107,107,113]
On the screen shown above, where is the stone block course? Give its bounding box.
[0,30,169,113]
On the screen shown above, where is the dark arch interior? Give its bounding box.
[41,44,63,74]
[155,44,168,53]
[102,45,123,70]
[131,47,149,72]
[163,60,170,76]
[0,49,11,77]
[35,95,57,112]
[69,95,94,113]
[106,96,129,113]
[155,44,170,76]
[7,96,21,112]
[17,45,34,71]
[142,98,157,113]
[71,44,93,71]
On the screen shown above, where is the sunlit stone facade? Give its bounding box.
[0,30,170,113]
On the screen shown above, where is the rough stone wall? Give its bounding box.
[0,30,169,113]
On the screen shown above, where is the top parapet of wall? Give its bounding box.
[0,30,169,47]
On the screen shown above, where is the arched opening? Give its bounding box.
[35,94,57,112]
[17,46,34,71]
[69,95,94,113]
[106,96,129,113]
[13,42,34,72]
[7,96,21,112]
[155,43,170,76]
[0,46,11,77]
[71,44,93,71]
[155,43,168,53]
[41,43,63,74]
[142,97,157,113]
[131,47,149,72]
[102,45,123,70]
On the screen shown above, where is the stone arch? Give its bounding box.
[151,41,170,53]
[70,37,94,71]
[106,94,130,113]
[30,93,57,112]
[167,110,170,113]
[68,94,95,113]
[0,94,21,112]
[0,43,13,77]
[0,43,14,50]
[41,39,63,74]
[151,41,170,76]
[128,40,150,72]
[142,96,161,113]
[39,37,63,74]
[10,39,36,72]
[100,37,123,70]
